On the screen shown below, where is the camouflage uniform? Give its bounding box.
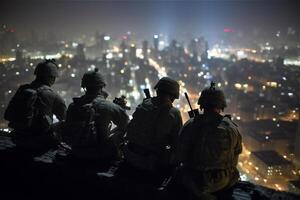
[66,93,129,160]
[125,97,182,170]
[64,68,129,161]
[177,83,242,200]
[4,60,66,151]
[124,77,183,171]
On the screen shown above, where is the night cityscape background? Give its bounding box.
[0,0,299,194]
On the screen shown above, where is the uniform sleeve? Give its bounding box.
[234,128,242,155]
[110,103,129,131]
[53,95,67,121]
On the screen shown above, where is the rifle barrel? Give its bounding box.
[184,92,193,111]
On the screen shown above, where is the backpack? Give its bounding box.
[124,99,172,170]
[4,84,51,133]
[189,115,236,170]
[62,98,99,148]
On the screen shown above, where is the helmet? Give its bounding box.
[34,59,58,77]
[197,82,227,110]
[154,77,180,99]
[81,68,106,88]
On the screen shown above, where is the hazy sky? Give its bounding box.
[1,0,299,41]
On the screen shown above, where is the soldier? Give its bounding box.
[4,59,66,152]
[120,77,183,186]
[176,82,242,200]
[62,68,129,164]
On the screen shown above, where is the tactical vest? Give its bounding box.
[188,114,239,171]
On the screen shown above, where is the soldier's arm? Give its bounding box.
[234,128,243,155]
[53,95,67,121]
[110,103,129,131]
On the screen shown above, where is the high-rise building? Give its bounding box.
[76,43,86,61]
[15,48,24,66]
[129,44,136,63]
[142,40,149,59]
[153,34,159,56]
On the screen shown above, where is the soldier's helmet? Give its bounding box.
[81,68,106,88]
[34,59,59,77]
[198,82,227,110]
[154,77,180,99]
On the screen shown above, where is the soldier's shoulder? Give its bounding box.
[39,86,64,102]
[183,117,198,128]
[169,106,181,116]
[222,114,238,127]
[94,98,123,111]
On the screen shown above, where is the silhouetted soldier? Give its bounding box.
[117,77,182,198]
[4,59,66,152]
[62,68,129,165]
[176,82,242,200]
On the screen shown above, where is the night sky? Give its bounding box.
[1,0,299,41]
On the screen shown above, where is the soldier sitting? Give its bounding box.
[4,59,66,154]
[176,82,242,200]
[113,77,182,199]
[62,68,129,167]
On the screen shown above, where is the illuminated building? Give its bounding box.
[294,117,300,169]
[251,151,294,180]
[129,44,136,63]
[153,34,159,56]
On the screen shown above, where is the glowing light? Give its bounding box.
[235,83,242,89]
[265,136,270,140]
[106,53,113,59]
[104,36,110,41]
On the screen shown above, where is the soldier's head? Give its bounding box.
[154,77,180,102]
[81,68,106,94]
[198,82,227,112]
[34,59,59,86]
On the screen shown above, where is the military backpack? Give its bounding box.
[63,97,99,148]
[4,84,52,134]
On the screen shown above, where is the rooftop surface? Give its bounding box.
[0,132,299,200]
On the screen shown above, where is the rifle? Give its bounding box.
[143,88,151,99]
[113,95,131,110]
[184,92,199,118]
